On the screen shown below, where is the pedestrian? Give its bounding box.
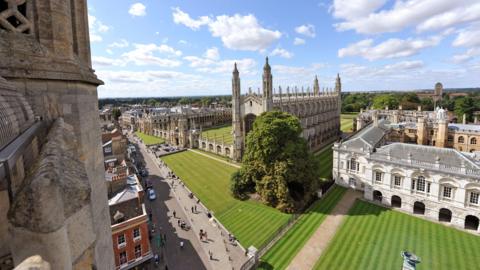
[163,233,167,243]
[191,206,194,213]
[173,210,176,218]
[177,219,181,226]
[194,205,197,213]
[209,250,213,260]
[180,241,184,249]
[165,265,168,270]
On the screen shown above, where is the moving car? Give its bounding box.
[148,189,156,201]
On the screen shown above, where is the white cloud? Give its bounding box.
[129,3,146,17]
[122,43,182,67]
[204,47,220,60]
[293,37,305,45]
[332,0,473,34]
[338,36,442,61]
[178,40,188,45]
[332,0,386,20]
[88,14,110,43]
[270,48,293,59]
[172,8,281,51]
[172,7,211,30]
[92,43,183,68]
[108,39,129,48]
[92,56,124,67]
[452,48,480,63]
[452,27,480,48]
[208,14,282,51]
[417,2,480,32]
[295,24,316,38]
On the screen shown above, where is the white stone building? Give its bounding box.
[333,119,480,233]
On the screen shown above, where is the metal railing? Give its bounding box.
[0,120,46,202]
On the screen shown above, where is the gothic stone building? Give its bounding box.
[334,117,480,233]
[135,106,231,148]
[0,0,114,269]
[356,108,480,153]
[232,58,341,161]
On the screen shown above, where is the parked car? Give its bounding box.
[145,179,153,189]
[148,189,156,201]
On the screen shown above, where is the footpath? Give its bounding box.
[137,139,247,270]
[286,189,361,270]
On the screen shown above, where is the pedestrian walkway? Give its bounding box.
[286,189,362,270]
[137,139,246,270]
[188,149,241,168]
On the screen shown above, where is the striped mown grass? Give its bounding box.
[161,151,291,248]
[135,131,165,145]
[201,125,234,144]
[341,113,357,132]
[258,186,347,270]
[314,200,480,270]
[315,146,333,180]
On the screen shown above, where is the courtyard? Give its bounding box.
[258,186,346,270]
[340,113,357,132]
[313,200,480,270]
[161,150,291,248]
[201,125,234,145]
[135,131,165,145]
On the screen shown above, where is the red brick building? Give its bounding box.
[108,172,152,269]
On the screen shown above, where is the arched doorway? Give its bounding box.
[413,201,425,215]
[216,145,222,154]
[391,195,402,208]
[208,144,213,151]
[202,142,206,149]
[465,215,479,231]
[225,148,230,155]
[373,190,382,202]
[439,208,452,222]
[244,114,257,135]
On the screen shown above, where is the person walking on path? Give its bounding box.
[173,210,176,218]
[191,206,194,213]
[194,205,197,213]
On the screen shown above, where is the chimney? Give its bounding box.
[463,114,467,124]
[418,105,422,111]
[373,111,379,127]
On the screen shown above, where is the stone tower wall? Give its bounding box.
[0,0,114,268]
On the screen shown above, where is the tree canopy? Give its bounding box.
[230,111,321,213]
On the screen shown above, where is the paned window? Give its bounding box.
[134,245,142,258]
[443,186,452,198]
[470,192,479,205]
[394,175,402,187]
[375,171,382,182]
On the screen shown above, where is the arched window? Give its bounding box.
[471,137,477,145]
[458,136,465,143]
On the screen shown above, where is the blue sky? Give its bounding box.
[88,0,480,98]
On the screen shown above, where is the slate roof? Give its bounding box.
[448,123,480,132]
[342,120,389,150]
[374,143,480,171]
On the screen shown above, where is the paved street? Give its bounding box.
[132,135,247,270]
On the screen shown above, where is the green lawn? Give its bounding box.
[161,151,291,248]
[314,200,480,270]
[258,186,347,270]
[341,113,357,132]
[201,125,234,145]
[315,145,333,180]
[135,131,164,145]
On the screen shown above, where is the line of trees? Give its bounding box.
[342,92,480,122]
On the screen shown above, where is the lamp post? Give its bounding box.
[401,251,421,270]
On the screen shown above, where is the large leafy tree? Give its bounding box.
[230,111,321,213]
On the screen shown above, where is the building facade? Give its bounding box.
[334,117,480,233]
[232,58,341,161]
[356,108,480,153]
[134,106,231,148]
[107,165,152,270]
[0,0,114,268]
